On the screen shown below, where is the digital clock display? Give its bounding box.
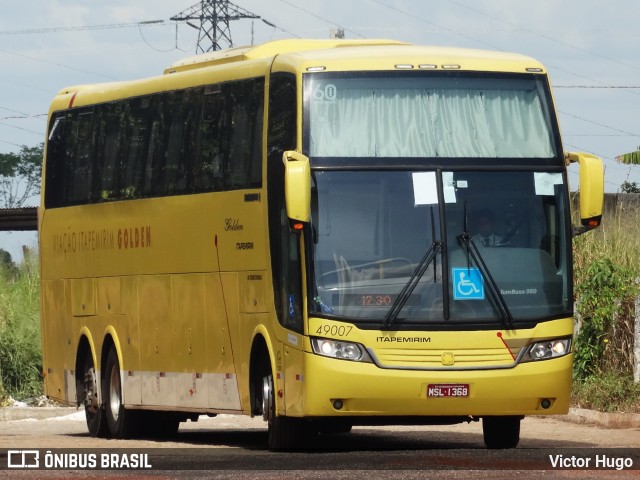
[359,294,393,307]
[336,294,421,307]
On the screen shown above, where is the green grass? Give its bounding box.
[571,198,640,411]
[572,373,640,413]
[0,255,42,402]
[573,199,640,278]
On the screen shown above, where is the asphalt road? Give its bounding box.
[0,408,638,479]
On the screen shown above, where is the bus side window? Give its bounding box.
[45,114,68,208]
[46,79,264,206]
[200,86,227,192]
[144,93,180,197]
[119,97,154,199]
[144,105,166,197]
[199,78,264,192]
[162,90,186,195]
[180,88,201,195]
[98,103,125,200]
[67,109,95,205]
[226,79,263,190]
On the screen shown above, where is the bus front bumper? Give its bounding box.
[299,351,572,418]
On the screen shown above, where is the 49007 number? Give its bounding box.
[315,325,353,337]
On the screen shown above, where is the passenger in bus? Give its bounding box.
[472,209,502,247]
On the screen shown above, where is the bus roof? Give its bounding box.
[163,39,408,74]
[164,39,546,75]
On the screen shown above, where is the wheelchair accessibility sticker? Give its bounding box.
[452,267,484,300]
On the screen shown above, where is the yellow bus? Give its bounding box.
[40,39,604,449]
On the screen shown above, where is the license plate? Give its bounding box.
[427,384,470,398]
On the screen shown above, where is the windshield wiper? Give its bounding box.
[383,207,441,330]
[456,216,514,328]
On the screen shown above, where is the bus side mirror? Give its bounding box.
[282,151,311,224]
[566,152,604,236]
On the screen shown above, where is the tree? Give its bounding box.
[620,181,640,194]
[0,143,43,208]
[615,150,640,165]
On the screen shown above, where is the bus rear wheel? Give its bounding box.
[482,416,521,449]
[262,374,307,450]
[103,348,139,438]
[82,354,108,438]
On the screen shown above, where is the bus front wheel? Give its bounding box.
[262,374,307,450]
[482,416,521,449]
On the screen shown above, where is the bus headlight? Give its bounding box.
[524,338,571,361]
[311,338,373,363]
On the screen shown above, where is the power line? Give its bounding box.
[0,116,46,122]
[365,0,502,49]
[564,134,631,137]
[0,47,118,81]
[279,0,367,39]
[251,15,300,39]
[555,85,640,89]
[443,0,640,73]
[558,110,640,138]
[0,76,53,94]
[0,20,164,36]
[137,23,184,53]
[437,0,640,98]
[0,121,43,135]
[0,139,23,148]
[0,106,42,118]
[365,0,640,99]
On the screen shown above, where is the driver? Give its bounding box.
[472,209,502,247]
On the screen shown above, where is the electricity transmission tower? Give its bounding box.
[171,0,260,53]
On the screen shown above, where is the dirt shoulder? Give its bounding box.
[0,406,639,450]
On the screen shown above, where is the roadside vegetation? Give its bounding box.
[572,197,640,413]
[0,252,42,404]
[0,141,44,404]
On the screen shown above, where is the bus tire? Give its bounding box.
[103,347,138,438]
[263,374,306,450]
[482,416,521,449]
[81,353,108,438]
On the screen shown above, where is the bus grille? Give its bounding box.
[371,347,521,369]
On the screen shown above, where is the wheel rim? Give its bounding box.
[262,375,273,422]
[108,365,121,422]
[84,367,100,412]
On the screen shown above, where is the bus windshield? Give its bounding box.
[306,72,557,159]
[310,169,570,326]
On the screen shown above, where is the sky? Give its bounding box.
[0,0,639,259]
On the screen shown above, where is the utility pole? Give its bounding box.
[171,0,260,53]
